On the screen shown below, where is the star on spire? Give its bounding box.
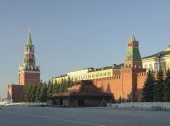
[129,32,136,41]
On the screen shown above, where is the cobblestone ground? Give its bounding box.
[0,106,170,126]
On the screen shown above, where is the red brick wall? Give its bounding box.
[137,72,147,89]
[24,72,40,85]
[19,71,40,85]
[93,75,123,100]
[19,71,25,85]
[8,85,23,102]
[93,68,147,101]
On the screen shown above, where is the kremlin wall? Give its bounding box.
[52,35,170,102]
[7,30,170,102]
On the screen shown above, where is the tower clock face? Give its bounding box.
[29,58,33,63]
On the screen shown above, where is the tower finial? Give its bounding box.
[129,32,136,41]
[132,32,134,35]
[28,26,31,33]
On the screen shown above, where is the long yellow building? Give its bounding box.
[52,64,122,84]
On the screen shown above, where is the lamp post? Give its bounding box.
[121,69,124,102]
[157,53,162,71]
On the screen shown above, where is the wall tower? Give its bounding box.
[121,34,144,101]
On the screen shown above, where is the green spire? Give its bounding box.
[26,32,32,45]
[124,34,142,68]
[129,33,136,41]
[125,47,141,61]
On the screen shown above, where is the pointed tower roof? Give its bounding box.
[26,27,32,45]
[129,33,136,41]
[124,34,142,68]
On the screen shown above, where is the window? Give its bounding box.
[149,64,153,70]
[107,72,111,76]
[100,73,102,77]
[96,74,98,77]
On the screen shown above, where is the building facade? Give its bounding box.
[142,45,170,71]
[7,30,40,102]
[53,66,121,84]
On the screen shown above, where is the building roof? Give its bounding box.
[165,45,170,51]
[53,80,113,97]
[142,50,170,59]
[52,64,123,79]
[143,45,170,59]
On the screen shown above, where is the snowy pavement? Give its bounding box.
[0,106,170,126]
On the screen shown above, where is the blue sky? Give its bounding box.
[0,0,170,98]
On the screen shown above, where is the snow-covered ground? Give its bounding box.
[0,102,46,106]
[107,102,170,110]
[0,106,170,126]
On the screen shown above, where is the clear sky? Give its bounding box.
[0,0,170,98]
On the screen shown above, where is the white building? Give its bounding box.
[142,45,170,71]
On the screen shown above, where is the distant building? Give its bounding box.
[142,45,170,71]
[7,84,23,102]
[52,80,114,107]
[7,29,40,102]
[52,66,121,84]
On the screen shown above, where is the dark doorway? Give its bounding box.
[78,99,84,106]
[60,99,63,106]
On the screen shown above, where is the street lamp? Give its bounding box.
[157,53,162,70]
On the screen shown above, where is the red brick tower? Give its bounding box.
[121,34,145,101]
[18,29,40,85]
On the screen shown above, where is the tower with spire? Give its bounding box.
[18,29,40,85]
[124,34,142,68]
[120,34,145,101]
